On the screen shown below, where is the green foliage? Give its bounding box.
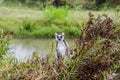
[0,28,10,59]
[64,25,80,37]
[44,7,68,21]
[18,23,80,38]
[21,20,32,31]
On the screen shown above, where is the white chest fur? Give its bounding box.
[57,41,67,57]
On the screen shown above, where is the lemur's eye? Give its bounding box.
[57,36,59,38]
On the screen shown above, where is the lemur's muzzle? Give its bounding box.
[58,39,61,41]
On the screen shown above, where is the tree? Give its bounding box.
[53,0,62,7]
[40,0,47,8]
[95,0,106,6]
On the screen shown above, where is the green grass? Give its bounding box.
[0,7,120,38]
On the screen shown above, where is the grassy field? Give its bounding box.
[0,7,120,38]
[0,7,119,20]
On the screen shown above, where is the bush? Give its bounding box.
[44,7,68,21]
[19,19,33,32]
[74,12,120,79]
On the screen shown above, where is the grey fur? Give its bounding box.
[55,33,70,61]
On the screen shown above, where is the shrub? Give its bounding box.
[44,7,68,21]
[21,20,32,31]
[74,12,120,79]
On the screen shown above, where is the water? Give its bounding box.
[9,38,74,61]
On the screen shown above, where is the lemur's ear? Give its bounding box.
[55,33,57,36]
[62,33,64,36]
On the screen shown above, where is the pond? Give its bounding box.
[8,38,74,62]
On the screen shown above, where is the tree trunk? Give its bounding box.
[53,0,62,7]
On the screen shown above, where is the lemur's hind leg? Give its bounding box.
[55,49,59,64]
[55,50,62,64]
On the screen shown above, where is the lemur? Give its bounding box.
[55,33,71,61]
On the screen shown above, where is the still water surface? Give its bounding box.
[9,39,74,61]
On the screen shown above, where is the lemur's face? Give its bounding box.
[55,33,64,41]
